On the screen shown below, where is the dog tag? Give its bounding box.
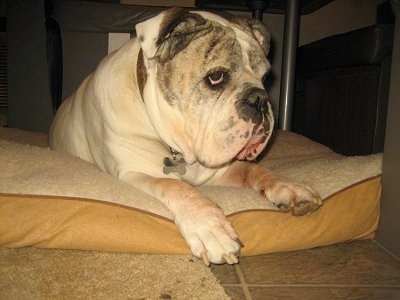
[163,156,186,175]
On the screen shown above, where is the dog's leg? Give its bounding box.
[121,173,242,265]
[212,161,322,216]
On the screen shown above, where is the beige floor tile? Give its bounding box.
[248,287,400,300]
[239,240,400,284]
[211,263,240,284]
[222,286,247,299]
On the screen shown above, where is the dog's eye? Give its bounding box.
[206,70,229,89]
[208,71,224,85]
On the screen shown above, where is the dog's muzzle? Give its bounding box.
[236,87,274,161]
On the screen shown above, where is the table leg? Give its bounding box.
[278,0,301,130]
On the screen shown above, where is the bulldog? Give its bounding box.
[49,8,322,265]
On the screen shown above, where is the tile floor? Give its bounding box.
[211,240,400,299]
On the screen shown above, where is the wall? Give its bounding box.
[299,0,386,45]
[7,0,53,132]
[376,1,400,256]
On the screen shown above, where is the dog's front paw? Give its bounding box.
[175,203,242,266]
[260,180,322,216]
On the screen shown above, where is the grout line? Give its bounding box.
[234,263,253,300]
[372,239,400,262]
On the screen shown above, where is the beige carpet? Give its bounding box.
[0,247,229,299]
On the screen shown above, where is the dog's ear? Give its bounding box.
[229,17,270,56]
[136,7,210,61]
[248,19,270,56]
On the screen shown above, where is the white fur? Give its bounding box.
[50,9,321,265]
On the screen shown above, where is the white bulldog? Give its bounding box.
[49,8,321,265]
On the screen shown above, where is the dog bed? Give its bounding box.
[0,127,381,256]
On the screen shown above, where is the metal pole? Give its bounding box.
[278,0,301,130]
[252,9,263,21]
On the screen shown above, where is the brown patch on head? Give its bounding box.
[156,8,192,47]
[136,49,147,100]
[155,9,212,62]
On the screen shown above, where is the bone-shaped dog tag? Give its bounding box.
[163,156,186,175]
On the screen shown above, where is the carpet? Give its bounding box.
[0,247,229,299]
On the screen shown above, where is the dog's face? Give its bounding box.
[136,8,274,168]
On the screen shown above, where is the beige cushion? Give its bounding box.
[0,128,382,255]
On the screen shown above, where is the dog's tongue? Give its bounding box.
[236,134,264,161]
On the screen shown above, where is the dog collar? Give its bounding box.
[163,147,187,175]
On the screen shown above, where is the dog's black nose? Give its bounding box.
[246,87,268,112]
[240,87,269,113]
[236,87,269,123]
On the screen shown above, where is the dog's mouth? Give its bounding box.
[236,113,274,161]
[236,129,268,161]
[236,135,264,160]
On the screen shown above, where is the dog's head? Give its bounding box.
[136,8,274,168]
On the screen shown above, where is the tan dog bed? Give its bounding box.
[0,127,381,256]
